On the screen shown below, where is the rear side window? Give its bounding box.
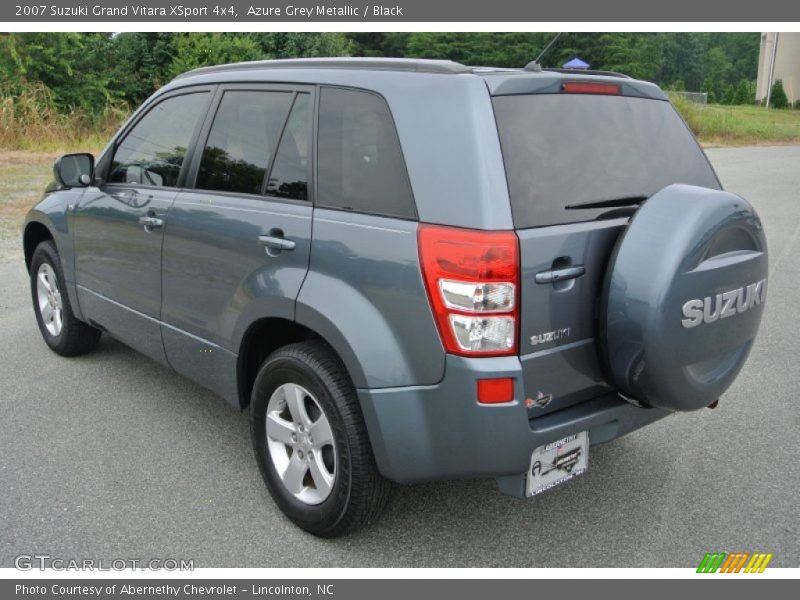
[492,94,721,228]
[317,87,415,219]
[196,90,294,195]
[108,92,209,187]
[266,93,311,201]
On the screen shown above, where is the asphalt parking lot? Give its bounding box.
[1,146,798,568]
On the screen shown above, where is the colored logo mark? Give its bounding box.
[697,552,773,573]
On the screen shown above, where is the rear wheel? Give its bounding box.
[30,240,101,356]
[250,341,391,537]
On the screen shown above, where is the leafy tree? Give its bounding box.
[769,79,788,109]
[721,85,735,105]
[250,33,352,59]
[167,33,353,80]
[0,33,117,112]
[658,33,704,90]
[670,79,686,91]
[0,32,766,121]
[168,33,263,78]
[705,46,731,93]
[701,77,716,104]
[108,33,176,105]
[733,79,755,105]
[347,33,410,57]
[406,33,553,67]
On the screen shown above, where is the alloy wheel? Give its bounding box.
[265,382,336,505]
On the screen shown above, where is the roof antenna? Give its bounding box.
[525,32,564,71]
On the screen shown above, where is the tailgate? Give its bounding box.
[517,220,623,416]
[490,83,721,417]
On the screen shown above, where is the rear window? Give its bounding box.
[317,87,416,220]
[492,94,720,229]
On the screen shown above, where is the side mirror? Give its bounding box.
[54,153,94,188]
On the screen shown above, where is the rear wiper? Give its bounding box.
[565,194,649,210]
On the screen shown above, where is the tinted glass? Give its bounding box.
[108,92,208,187]
[317,87,415,219]
[197,91,293,195]
[492,94,721,228]
[266,93,310,201]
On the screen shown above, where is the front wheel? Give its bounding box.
[250,341,391,537]
[30,240,101,356]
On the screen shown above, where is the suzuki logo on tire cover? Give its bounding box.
[681,279,767,328]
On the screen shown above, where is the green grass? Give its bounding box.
[0,152,55,256]
[0,82,126,153]
[671,96,800,146]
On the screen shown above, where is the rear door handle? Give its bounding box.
[535,265,585,284]
[258,235,296,252]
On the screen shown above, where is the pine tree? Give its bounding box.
[769,79,788,109]
[733,79,754,105]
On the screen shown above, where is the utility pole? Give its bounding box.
[765,32,780,108]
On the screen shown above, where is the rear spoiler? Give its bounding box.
[484,73,668,100]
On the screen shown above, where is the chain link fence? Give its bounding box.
[667,91,708,104]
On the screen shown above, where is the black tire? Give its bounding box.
[250,341,391,537]
[30,240,101,356]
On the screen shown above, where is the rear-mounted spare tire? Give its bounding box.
[599,184,768,411]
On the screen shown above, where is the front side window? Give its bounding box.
[108,92,209,188]
[317,87,415,219]
[196,90,294,195]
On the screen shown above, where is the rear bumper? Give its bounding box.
[358,355,670,487]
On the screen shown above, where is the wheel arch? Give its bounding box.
[23,219,56,273]
[236,317,360,410]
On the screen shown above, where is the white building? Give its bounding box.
[756,32,800,105]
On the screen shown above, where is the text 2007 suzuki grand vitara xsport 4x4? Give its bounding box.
[24,58,768,536]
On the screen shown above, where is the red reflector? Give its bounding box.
[561,82,621,95]
[477,378,515,404]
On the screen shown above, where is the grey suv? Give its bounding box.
[24,58,768,536]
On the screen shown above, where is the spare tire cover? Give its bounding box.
[600,184,768,411]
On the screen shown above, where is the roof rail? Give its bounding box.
[173,57,472,80]
[542,68,632,79]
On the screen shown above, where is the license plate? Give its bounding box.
[526,431,589,497]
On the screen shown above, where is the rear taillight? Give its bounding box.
[561,81,621,95]
[418,224,519,357]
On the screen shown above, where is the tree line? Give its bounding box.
[0,32,767,117]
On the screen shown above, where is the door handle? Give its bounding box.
[138,215,164,230]
[258,235,296,252]
[535,265,585,284]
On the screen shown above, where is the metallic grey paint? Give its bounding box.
[358,354,670,485]
[601,184,768,411]
[161,191,313,404]
[23,62,763,488]
[296,209,445,389]
[72,186,178,365]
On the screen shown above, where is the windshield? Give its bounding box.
[492,94,720,228]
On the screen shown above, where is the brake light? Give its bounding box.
[561,82,621,95]
[418,224,519,356]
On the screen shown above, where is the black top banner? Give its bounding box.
[4,0,800,22]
